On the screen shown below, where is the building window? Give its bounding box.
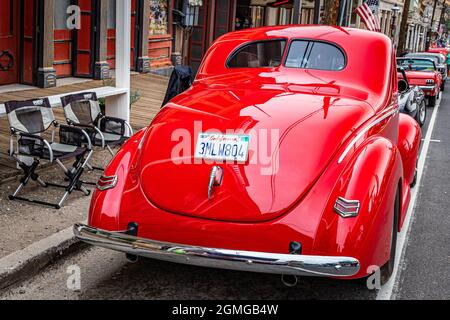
[149,0,169,36]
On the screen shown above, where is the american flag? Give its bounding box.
[355,0,381,32]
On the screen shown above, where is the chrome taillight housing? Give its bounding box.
[334,197,360,218]
[97,175,118,191]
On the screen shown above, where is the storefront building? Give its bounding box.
[0,0,174,88]
[172,0,304,72]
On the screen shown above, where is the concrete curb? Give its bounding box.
[0,223,85,290]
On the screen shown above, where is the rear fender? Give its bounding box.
[397,113,421,229]
[88,129,147,230]
[313,137,403,277]
[397,113,421,185]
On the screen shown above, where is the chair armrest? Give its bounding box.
[99,116,134,137]
[12,131,45,141]
[11,131,54,163]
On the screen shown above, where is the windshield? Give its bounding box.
[397,59,435,72]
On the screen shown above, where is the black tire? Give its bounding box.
[380,187,400,285]
[429,95,437,107]
[410,168,418,188]
[415,101,426,127]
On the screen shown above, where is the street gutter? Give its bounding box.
[0,222,86,290]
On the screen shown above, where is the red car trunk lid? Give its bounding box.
[139,85,373,222]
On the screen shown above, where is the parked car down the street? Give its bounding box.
[397,57,443,107]
[404,52,447,90]
[75,26,422,285]
[397,67,427,127]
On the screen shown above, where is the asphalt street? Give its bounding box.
[1,85,449,300]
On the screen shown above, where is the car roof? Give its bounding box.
[198,25,394,112]
[406,52,444,60]
[397,57,435,62]
[217,25,390,44]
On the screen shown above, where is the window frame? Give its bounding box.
[225,38,289,69]
[283,39,348,71]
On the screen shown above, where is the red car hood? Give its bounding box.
[138,83,374,223]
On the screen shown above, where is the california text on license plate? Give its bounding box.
[195,133,250,162]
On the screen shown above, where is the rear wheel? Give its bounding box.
[429,95,437,107]
[416,101,426,127]
[380,187,400,285]
[410,168,418,188]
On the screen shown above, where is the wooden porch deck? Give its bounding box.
[0,74,168,181]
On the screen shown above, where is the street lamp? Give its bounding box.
[391,4,401,41]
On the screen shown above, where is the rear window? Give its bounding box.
[227,40,286,68]
[397,58,435,72]
[285,40,346,71]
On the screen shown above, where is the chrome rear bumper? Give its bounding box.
[418,85,436,91]
[74,224,360,277]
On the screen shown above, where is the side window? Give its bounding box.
[227,40,286,68]
[286,40,346,71]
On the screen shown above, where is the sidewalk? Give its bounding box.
[0,73,168,288]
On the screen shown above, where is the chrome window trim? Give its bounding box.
[338,108,399,164]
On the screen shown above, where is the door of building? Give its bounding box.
[73,0,96,77]
[22,0,37,85]
[188,0,235,73]
[213,0,234,39]
[0,0,19,85]
[188,2,210,73]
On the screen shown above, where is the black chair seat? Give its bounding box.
[43,143,86,161]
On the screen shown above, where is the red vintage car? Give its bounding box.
[75,26,421,284]
[427,47,448,57]
[397,57,443,107]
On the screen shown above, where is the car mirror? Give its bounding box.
[398,79,409,93]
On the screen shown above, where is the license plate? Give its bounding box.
[195,133,250,162]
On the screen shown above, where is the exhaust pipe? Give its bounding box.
[126,253,139,263]
[125,222,139,263]
[281,241,302,286]
[281,274,298,287]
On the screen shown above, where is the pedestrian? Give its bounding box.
[447,51,450,76]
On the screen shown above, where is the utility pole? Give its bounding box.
[313,0,321,24]
[426,0,439,51]
[438,4,447,35]
[397,0,411,55]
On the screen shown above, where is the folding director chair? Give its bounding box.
[5,98,93,209]
[60,92,133,171]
